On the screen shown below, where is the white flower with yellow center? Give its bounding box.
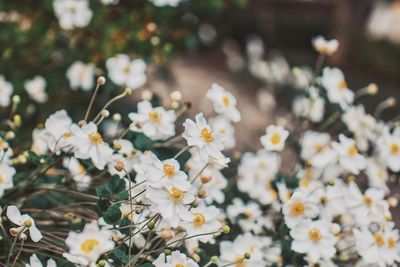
[53,0,93,30]
[24,76,48,103]
[63,222,115,266]
[146,185,194,227]
[332,134,366,175]
[260,125,289,152]
[106,54,147,89]
[182,113,225,161]
[292,94,325,123]
[181,205,221,243]
[6,205,43,242]
[209,115,236,149]
[377,128,400,172]
[301,131,336,168]
[69,122,113,170]
[66,61,95,91]
[290,220,337,263]
[63,157,91,191]
[26,254,56,267]
[145,153,190,191]
[0,75,13,107]
[321,67,354,110]
[0,162,15,198]
[366,158,389,194]
[129,100,176,141]
[108,139,139,178]
[31,129,49,155]
[309,182,346,221]
[153,251,198,267]
[43,110,73,153]
[282,191,319,228]
[206,83,241,123]
[312,36,339,56]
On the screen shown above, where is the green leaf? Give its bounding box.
[96,175,126,199]
[103,204,122,225]
[110,247,128,264]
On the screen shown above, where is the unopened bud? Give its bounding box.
[160,229,175,240]
[388,197,398,207]
[198,189,207,198]
[191,200,199,208]
[141,90,153,101]
[78,120,87,127]
[244,252,251,260]
[330,223,341,235]
[210,256,218,263]
[5,131,15,140]
[12,95,20,104]
[164,249,172,255]
[97,76,106,85]
[19,233,27,241]
[13,114,21,127]
[221,225,230,234]
[114,161,125,172]
[192,253,201,262]
[113,113,122,121]
[124,87,133,95]
[101,109,110,118]
[367,83,378,95]
[200,175,212,184]
[147,220,155,230]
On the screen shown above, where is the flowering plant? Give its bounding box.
[0,31,399,267]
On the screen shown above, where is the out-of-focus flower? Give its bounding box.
[7,205,42,242]
[53,0,93,30]
[209,115,236,149]
[106,54,147,89]
[148,0,184,7]
[24,76,48,103]
[153,251,198,267]
[377,128,400,172]
[26,254,56,267]
[321,67,354,110]
[332,134,366,175]
[66,61,95,91]
[63,157,91,191]
[312,36,339,56]
[283,191,318,228]
[206,83,241,123]
[0,75,13,107]
[260,125,289,152]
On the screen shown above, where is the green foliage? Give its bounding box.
[96,175,127,199]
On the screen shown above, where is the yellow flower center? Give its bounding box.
[390,143,399,154]
[270,133,281,145]
[193,212,206,227]
[68,6,77,13]
[171,187,184,202]
[23,219,32,227]
[338,80,348,90]
[387,236,397,249]
[363,196,372,207]
[314,144,324,154]
[163,164,176,178]
[78,164,85,174]
[201,128,214,143]
[373,233,385,247]
[63,132,72,138]
[290,202,305,217]
[0,175,4,185]
[308,228,322,242]
[123,65,131,74]
[175,264,184,267]
[81,239,100,254]
[89,133,103,144]
[0,140,7,150]
[148,110,162,123]
[347,146,358,157]
[222,96,230,106]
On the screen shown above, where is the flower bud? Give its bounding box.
[19,233,27,241]
[221,225,230,234]
[170,91,182,101]
[114,142,122,151]
[113,113,122,121]
[124,87,133,95]
[78,120,87,126]
[114,161,125,172]
[147,220,156,230]
[330,223,341,235]
[200,175,212,184]
[97,260,106,267]
[141,90,153,101]
[191,200,199,208]
[367,83,378,95]
[198,189,207,198]
[101,109,110,118]
[97,76,106,85]
[192,253,201,262]
[5,131,15,140]
[164,249,172,255]
[160,229,175,240]
[210,256,218,264]
[244,252,251,260]
[12,95,20,104]
[13,114,21,127]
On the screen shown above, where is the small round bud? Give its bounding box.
[13,114,22,127]
[347,175,356,182]
[141,90,153,101]
[210,256,218,264]
[192,253,201,262]
[97,76,106,85]
[39,158,45,164]
[5,131,15,140]
[131,149,137,156]
[114,142,122,151]
[22,151,29,158]
[386,214,393,221]
[221,225,230,234]
[19,233,27,241]
[386,97,397,106]
[124,87,133,95]
[17,154,27,164]
[97,260,106,267]
[170,91,182,101]
[200,175,212,184]
[198,189,207,198]
[191,200,199,208]
[160,229,174,240]
[101,110,110,118]
[327,178,336,186]
[114,161,125,172]
[12,95,20,104]
[147,220,156,230]
[330,223,341,235]
[388,197,398,207]
[170,100,179,110]
[113,113,122,121]
[367,83,378,95]
[164,249,172,255]
[78,120,87,127]
[244,252,251,260]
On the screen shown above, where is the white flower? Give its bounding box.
[6,205,43,242]
[366,158,389,193]
[292,93,325,123]
[63,157,91,191]
[282,191,318,228]
[312,36,339,56]
[291,220,337,263]
[301,131,336,168]
[43,110,73,153]
[377,128,400,172]
[144,152,190,190]
[129,101,176,140]
[321,67,354,109]
[66,61,95,91]
[31,129,49,155]
[69,122,114,170]
[309,182,346,221]
[26,254,56,267]
[100,0,119,4]
[146,185,194,227]
[106,54,147,89]
[209,115,236,149]
[24,76,48,103]
[332,134,366,175]
[181,205,221,243]
[53,0,93,30]
[260,125,289,152]
[206,83,241,122]
[63,222,115,266]
[0,162,15,198]
[148,0,184,7]
[153,251,198,267]
[107,139,139,178]
[0,75,13,107]
[182,113,225,161]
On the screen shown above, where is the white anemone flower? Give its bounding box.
[26,254,56,267]
[106,54,147,89]
[282,191,319,228]
[6,205,43,242]
[0,75,13,107]
[129,101,176,140]
[0,163,15,198]
[312,36,339,56]
[206,83,241,122]
[301,131,336,168]
[320,67,354,109]
[260,125,289,152]
[63,222,115,266]
[209,115,236,149]
[63,157,91,191]
[153,251,198,267]
[24,76,48,103]
[43,110,73,153]
[332,134,366,175]
[66,61,95,91]
[53,0,93,30]
[377,128,400,172]
[69,122,114,170]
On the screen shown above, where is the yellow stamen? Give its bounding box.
[171,187,184,202]
[338,80,348,90]
[193,213,206,227]
[163,164,176,178]
[81,239,100,254]
[63,132,72,138]
[387,236,397,249]
[270,133,281,145]
[222,96,230,106]
[0,175,4,185]
[308,228,322,242]
[148,110,162,123]
[347,146,358,157]
[390,143,399,155]
[373,233,385,247]
[290,202,305,217]
[201,128,214,143]
[363,196,372,207]
[89,133,103,144]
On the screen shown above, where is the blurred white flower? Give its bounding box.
[106,54,147,89]
[312,36,339,56]
[26,254,56,267]
[53,0,93,30]
[100,0,119,5]
[332,134,366,175]
[63,157,91,191]
[321,67,354,110]
[209,115,236,149]
[206,83,241,123]
[66,61,95,91]
[0,75,13,107]
[24,76,48,103]
[7,205,43,242]
[0,161,15,198]
[260,125,289,152]
[44,110,73,153]
[148,0,184,7]
[283,191,318,228]
[153,251,198,267]
[377,127,400,172]
[301,131,336,168]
